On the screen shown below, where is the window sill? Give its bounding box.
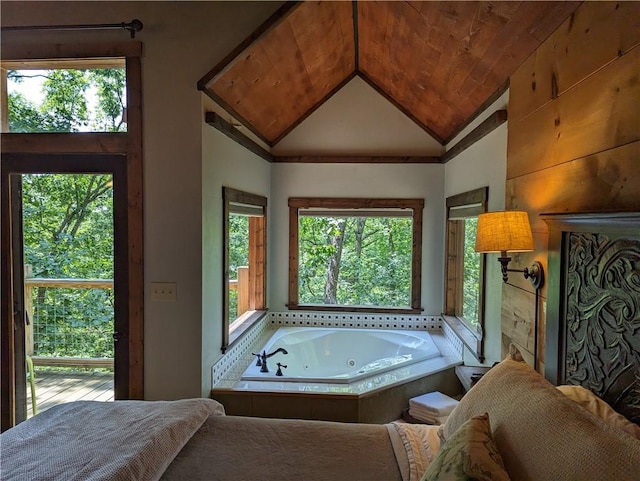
[223,310,268,353]
[442,315,484,363]
[288,304,423,314]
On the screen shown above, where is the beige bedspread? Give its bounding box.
[0,398,224,481]
[2,399,438,481]
[161,414,418,481]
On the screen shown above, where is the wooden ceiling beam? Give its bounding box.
[205,112,274,162]
[197,2,300,90]
[441,110,508,164]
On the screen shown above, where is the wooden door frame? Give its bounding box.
[2,155,129,424]
[0,43,144,431]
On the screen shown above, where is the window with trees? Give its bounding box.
[288,198,424,313]
[444,187,487,361]
[222,187,267,352]
[3,60,127,133]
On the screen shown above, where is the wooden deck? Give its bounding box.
[28,369,114,419]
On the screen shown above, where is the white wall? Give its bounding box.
[201,98,271,392]
[272,76,443,156]
[443,91,509,365]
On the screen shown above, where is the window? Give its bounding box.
[222,187,267,352]
[288,198,424,313]
[3,60,127,133]
[444,187,487,361]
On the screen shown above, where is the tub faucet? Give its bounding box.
[252,348,288,373]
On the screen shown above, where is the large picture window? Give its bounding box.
[288,198,423,313]
[222,187,267,352]
[444,187,487,361]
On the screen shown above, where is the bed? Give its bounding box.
[2,212,639,481]
[2,355,639,481]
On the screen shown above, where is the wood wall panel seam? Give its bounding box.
[505,142,640,232]
[507,46,640,179]
[509,2,640,124]
[509,42,640,127]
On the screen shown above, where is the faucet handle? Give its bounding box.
[275,362,288,376]
[251,353,262,367]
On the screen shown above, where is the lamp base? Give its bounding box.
[499,255,545,290]
[524,261,544,290]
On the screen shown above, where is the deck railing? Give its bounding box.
[228,266,249,322]
[24,275,115,369]
[24,266,250,368]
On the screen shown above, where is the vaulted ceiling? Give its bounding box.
[198,1,580,147]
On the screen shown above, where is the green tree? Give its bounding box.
[228,214,249,323]
[299,215,413,307]
[22,174,114,279]
[462,218,480,326]
[7,68,126,133]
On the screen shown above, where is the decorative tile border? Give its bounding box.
[211,311,445,388]
[269,311,442,330]
[211,316,271,387]
[442,320,464,359]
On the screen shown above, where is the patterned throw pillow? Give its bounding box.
[421,413,510,481]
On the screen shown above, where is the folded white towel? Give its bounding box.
[408,407,449,425]
[408,391,459,416]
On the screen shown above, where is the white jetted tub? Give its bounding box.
[241,327,441,383]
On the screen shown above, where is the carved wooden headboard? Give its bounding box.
[542,212,640,425]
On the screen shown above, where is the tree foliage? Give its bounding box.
[462,218,480,328]
[298,215,413,307]
[228,214,249,323]
[7,68,126,133]
[23,174,114,279]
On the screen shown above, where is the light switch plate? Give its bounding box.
[151,282,177,301]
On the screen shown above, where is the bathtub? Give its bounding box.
[241,327,441,383]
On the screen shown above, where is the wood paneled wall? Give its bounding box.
[503,1,640,369]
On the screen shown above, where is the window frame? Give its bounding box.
[443,187,488,362]
[288,197,424,314]
[222,187,267,353]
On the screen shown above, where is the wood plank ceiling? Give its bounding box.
[199,1,581,147]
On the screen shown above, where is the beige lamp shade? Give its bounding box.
[475,211,534,253]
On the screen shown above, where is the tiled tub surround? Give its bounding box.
[211,312,463,423]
